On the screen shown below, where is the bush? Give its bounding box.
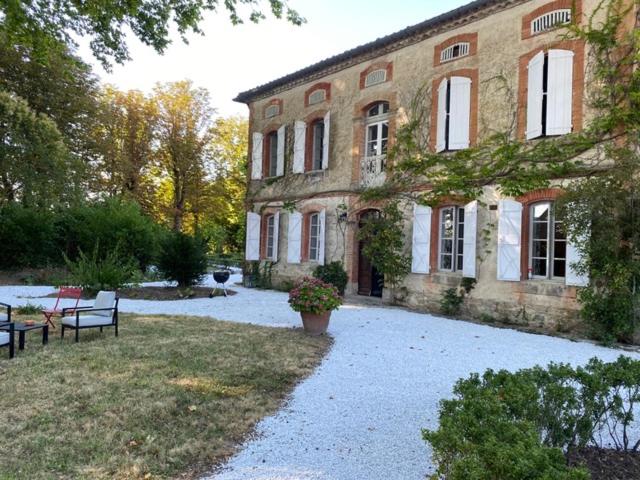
[313,261,348,296]
[157,232,209,287]
[288,277,342,315]
[440,288,464,315]
[424,356,640,479]
[65,244,140,294]
[0,204,59,269]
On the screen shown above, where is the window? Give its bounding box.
[529,202,566,279]
[311,120,325,171]
[436,77,472,152]
[440,42,470,63]
[364,69,387,88]
[266,215,276,260]
[439,207,465,271]
[266,131,278,177]
[365,102,389,158]
[526,49,574,139]
[308,90,326,106]
[531,9,571,35]
[308,213,320,262]
[265,104,280,119]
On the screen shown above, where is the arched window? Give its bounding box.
[365,102,390,159]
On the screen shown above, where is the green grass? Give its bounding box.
[0,314,331,479]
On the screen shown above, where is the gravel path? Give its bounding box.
[1,279,638,479]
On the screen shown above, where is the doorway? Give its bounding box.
[357,210,384,298]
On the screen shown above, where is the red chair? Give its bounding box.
[42,287,82,329]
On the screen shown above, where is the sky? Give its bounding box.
[79,0,472,118]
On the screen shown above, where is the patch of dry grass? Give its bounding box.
[0,314,331,479]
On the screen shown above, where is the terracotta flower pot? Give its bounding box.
[300,311,331,336]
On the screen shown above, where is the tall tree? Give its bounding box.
[154,81,215,232]
[94,87,158,209]
[0,0,304,68]
[0,91,69,207]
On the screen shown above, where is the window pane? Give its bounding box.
[554,221,566,240]
[533,203,550,221]
[533,222,548,240]
[532,240,548,258]
[554,240,566,259]
[368,125,378,141]
[553,259,566,278]
[456,255,464,272]
[441,254,453,270]
[368,104,379,117]
[442,239,453,254]
[532,258,547,277]
[382,102,390,114]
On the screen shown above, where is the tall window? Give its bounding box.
[365,102,389,159]
[436,77,472,152]
[266,215,276,260]
[308,213,320,262]
[311,120,325,171]
[439,206,465,271]
[266,131,278,177]
[529,202,566,279]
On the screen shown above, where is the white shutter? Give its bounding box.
[245,212,261,261]
[547,49,574,136]
[448,77,472,150]
[566,228,589,287]
[462,201,478,278]
[526,51,545,140]
[272,211,280,262]
[318,209,326,265]
[497,199,523,282]
[276,125,286,177]
[251,133,263,180]
[411,204,432,274]
[293,121,306,174]
[287,211,302,264]
[436,78,448,152]
[322,111,331,170]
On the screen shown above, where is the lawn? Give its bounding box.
[0,314,331,479]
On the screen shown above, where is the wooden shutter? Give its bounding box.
[462,200,478,278]
[318,209,326,265]
[276,125,286,177]
[293,121,306,174]
[449,77,472,150]
[287,211,302,264]
[245,212,261,261]
[436,79,448,152]
[322,112,331,170]
[272,211,280,262]
[526,51,545,140]
[547,49,574,136]
[497,199,523,281]
[566,227,589,287]
[251,133,263,179]
[411,204,432,274]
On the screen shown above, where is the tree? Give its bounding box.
[0,91,71,207]
[0,0,305,68]
[94,86,158,209]
[154,81,215,232]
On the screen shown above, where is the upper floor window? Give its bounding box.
[364,69,387,88]
[531,9,572,35]
[529,202,566,279]
[266,131,279,177]
[439,206,465,272]
[265,215,276,260]
[365,102,389,158]
[526,49,574,140]
[308,213,321,262]
[436,77,472,152]
[440,42,470,63]
[309,119,326,171]
[308,90,326,106]
[265,104,281,119]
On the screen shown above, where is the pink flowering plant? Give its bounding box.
[288,277,342,315]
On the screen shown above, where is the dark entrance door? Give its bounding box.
[357,210,384,298]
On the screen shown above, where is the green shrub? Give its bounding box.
[157,232,209,287]
[16,302,46,315]
[65,243,140,294]
[0,204,59,269]
[313,261,348,296]
[424,356,640,480]
[440,288,464,315]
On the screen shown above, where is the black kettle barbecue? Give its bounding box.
[211,270,231,297]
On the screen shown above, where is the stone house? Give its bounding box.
[235,0,632,328]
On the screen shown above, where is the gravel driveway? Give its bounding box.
[1,278,637,480]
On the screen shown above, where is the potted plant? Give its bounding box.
[288,277,342,336]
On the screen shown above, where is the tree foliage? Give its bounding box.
[0,0,305,67]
